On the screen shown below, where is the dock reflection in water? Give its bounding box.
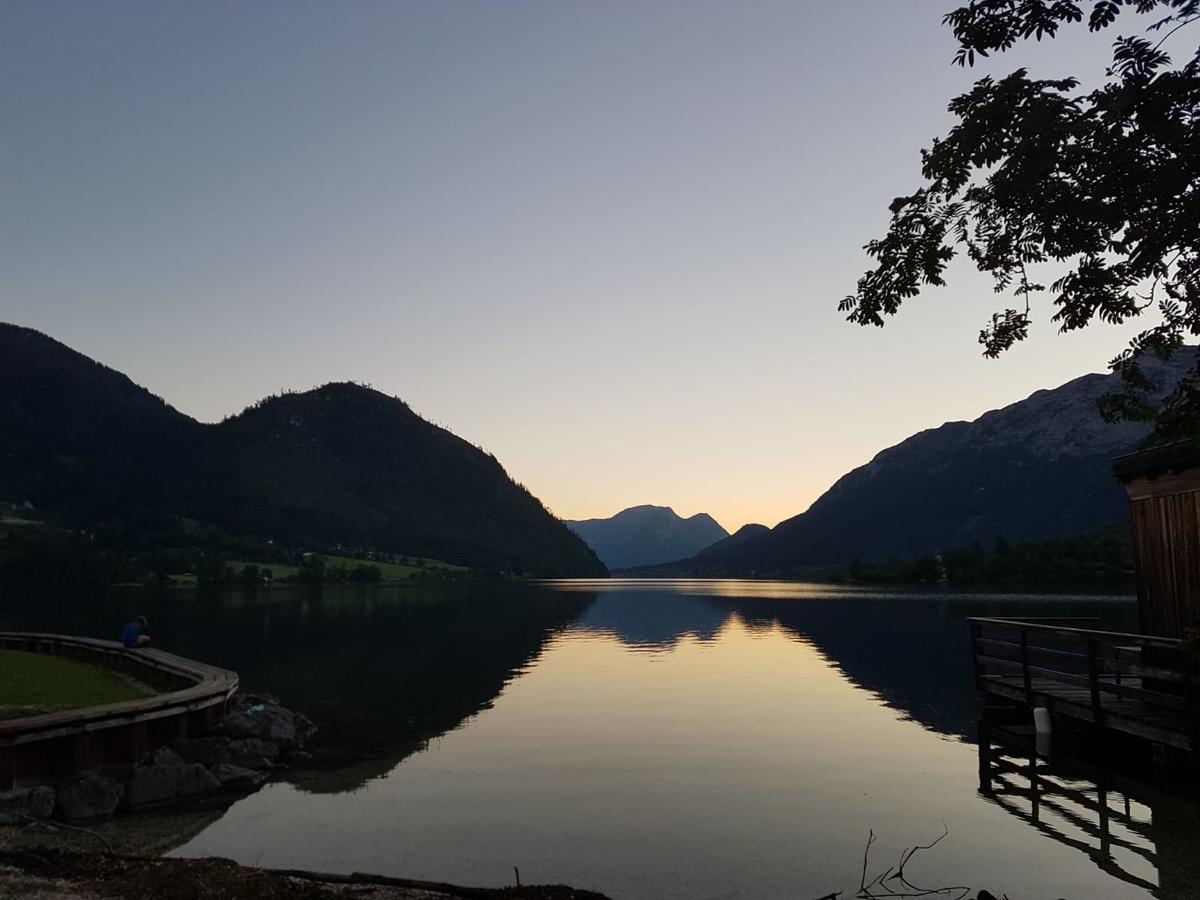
[977,722,1200,900]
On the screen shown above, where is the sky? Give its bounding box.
[0,1,1154,531]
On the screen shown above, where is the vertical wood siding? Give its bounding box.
[1130,489,1200,639]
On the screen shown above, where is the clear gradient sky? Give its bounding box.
[1,1,1151,531]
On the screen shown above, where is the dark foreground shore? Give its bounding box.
[0,848,613,900]
[1,687,610,899]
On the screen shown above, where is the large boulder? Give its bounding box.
[177,763,220,797]
[0,786,55,824]
[126,765,182,809]
[56,772,122,823]
[220,707,298,750]
[226,738,279,770]
[294,712,318,745]
[127,760,220,809]
[174,736,233,767]
[211,763,269,792]
[144,746,185,769]
[219,694,317,751]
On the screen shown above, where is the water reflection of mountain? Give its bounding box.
[8,581,1140,793]
[223,584,595,792]
[574,590,728,647]
[748,592,1138,740]
[5,582,594,793]
[571,587,1137,741]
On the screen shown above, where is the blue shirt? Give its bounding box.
[121,622,141,648]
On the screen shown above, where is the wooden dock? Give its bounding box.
[968,617,1199,753]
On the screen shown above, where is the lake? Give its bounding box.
[5,578,1195,899]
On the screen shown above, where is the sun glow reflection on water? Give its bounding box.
[161,581,1168,900]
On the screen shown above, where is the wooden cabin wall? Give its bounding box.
[1127,477,1200,639]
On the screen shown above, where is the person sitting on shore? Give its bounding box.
[121,616,151,649]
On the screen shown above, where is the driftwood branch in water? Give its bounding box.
[859,829,877,893]
[844,826,972,900]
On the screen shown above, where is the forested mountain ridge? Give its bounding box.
[696,523,769,557]
[0,324,199,521]
[655,352,1197,576]
[565,505,728,570]
[194,383,603,573]
[0,323,604,577]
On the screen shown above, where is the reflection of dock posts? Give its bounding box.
[977,720,993,797]
[1098,774,1111,859]
[1027,743,1040,821]
[974,723,1179,896]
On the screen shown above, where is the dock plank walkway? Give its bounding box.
[968,618,1198,753]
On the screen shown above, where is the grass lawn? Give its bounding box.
[0,650,149,709]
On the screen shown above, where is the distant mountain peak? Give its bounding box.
[228,381,420,427]
[566,505,729,570]
[615,504,678,518]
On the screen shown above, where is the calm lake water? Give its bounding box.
[6,578,1197,899]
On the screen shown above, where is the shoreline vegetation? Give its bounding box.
[624,526,1135,590]
[164,552,473,588]
[5,498,1136,591]
[826,527,1135,589]
[0,512,529,588]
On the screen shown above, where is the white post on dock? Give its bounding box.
[1034,706,1052,755]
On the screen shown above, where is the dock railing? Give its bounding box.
[967,617,1197,752]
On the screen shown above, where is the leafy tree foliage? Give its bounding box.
[841,1,1200,438]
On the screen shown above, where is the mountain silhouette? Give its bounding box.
[0,323,603,577]
[644,353,1196,575]
[565,505,728,569]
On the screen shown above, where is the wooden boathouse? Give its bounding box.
[1115,442,1200,641]
[969,442,1200,756]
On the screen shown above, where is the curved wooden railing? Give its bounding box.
[0,633,238,788]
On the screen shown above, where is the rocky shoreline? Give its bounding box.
[0,848,614,899]
[1,694,613,898]
[1,692,317,826]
